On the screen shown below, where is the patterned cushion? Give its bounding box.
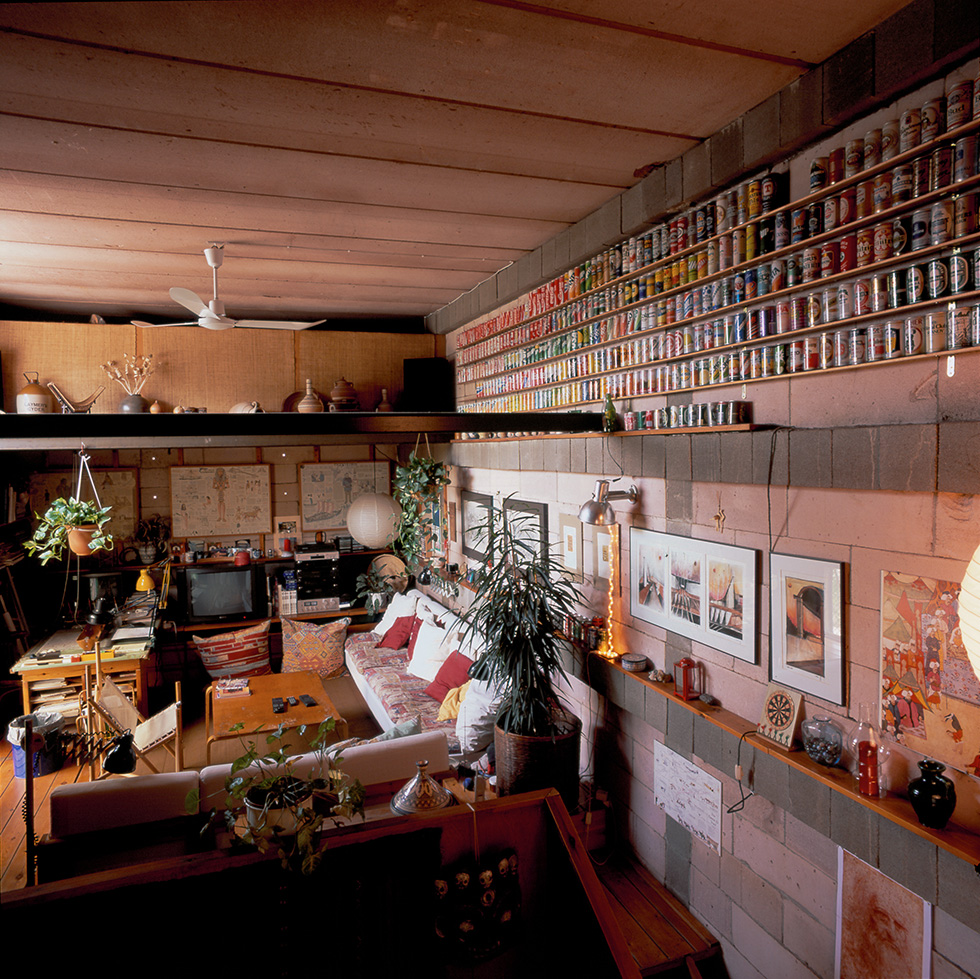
[193,621,273,679]
[281,616,350,677]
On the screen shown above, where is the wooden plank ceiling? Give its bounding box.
[0,0,914,327]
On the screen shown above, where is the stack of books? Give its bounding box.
[214,677,251,699]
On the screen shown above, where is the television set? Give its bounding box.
[176,565,268,625]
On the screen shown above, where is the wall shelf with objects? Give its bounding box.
[455,109,980,415]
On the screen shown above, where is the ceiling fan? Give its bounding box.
[132,244,326,331]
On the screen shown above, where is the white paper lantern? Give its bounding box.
[958,542,980,685]
[347,493,402,549]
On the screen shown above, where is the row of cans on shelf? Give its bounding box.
[622,401,752,431]
[810,76,979,189]
[466,302,980,413]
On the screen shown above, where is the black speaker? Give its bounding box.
[400,357,455,412]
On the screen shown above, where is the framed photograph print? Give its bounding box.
[558,513,582,579]
[594,528,613,584]
[461,490,493,561]
[299,461,390,533]
[503,498,548,564]
[630,528,757,663]
[770,552,845,704]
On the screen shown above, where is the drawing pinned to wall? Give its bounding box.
[170,465,271,538]
[299,462,390,533]
[879,570,980,775]
[30,469,139,541]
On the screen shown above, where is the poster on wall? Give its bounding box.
[879,570,980,776]
[835,848,930,979]
[170,465,271,538]
[653,741,722,853]
[29,469,139,541]
[298,462,390,533]
[630,528,757,663]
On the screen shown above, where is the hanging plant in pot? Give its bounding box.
[462,497,585,811]
[24,497,114,564]
[392,448,450,577]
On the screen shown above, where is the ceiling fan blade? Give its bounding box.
[132,319,197,328]
[199,316,237,331]
[169,286,211,317]
[235,319,326,331]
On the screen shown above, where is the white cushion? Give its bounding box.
[374,589,420,637]
[407,617,451,682]
[455,676,505,763]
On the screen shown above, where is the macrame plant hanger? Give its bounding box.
[75,445,104,511]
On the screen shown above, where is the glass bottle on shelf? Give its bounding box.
[849,701,883,798]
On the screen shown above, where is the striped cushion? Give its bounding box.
[192,621,273,679]
[281,616,350,678]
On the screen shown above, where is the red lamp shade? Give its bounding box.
[673,657,702,701]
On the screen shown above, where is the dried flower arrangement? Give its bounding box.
[101,354,156,395]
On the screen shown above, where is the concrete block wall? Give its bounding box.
[425,0,979,336]
[445,438,980,979]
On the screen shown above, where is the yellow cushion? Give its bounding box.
[437,680,471,721]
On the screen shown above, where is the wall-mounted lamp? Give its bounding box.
[578,479,638,526]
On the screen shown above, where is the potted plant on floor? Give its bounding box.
[189,717,365,876]
[463,498,585,810]
[24,496,114,564]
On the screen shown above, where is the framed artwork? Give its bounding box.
[836,849,930,979]
[503,498,548,564]
[770,553,845,705]
[558,513,582,580]
[170,465,271,538]
[461,490,493,561]
[425,487,449,559]
[299,462,390,532]
[879,570,980,775]
[29,469,139,541]
[629,528,757,662]
[594,528,613,584]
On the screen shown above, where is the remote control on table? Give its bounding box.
[272,697,286,713]
[299,694,317,707]
[287,696,298,706]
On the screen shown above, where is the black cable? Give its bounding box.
[726,729,755,814]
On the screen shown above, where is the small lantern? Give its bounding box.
[673,657,703,701]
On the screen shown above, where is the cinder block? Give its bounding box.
[551,229,572,275]
[743,94,782,171]
[938,847,980,933]
[570,437,587,473]
[515,250,542,295]
[664,158,684,211]
[665,814,693,904]
[937,421,980,494]
[666,700,694,759]
[877,817,938,903]
[566,218,591,268]
[785,811,837,879]
[783,902,836,979]
[586,197,622,250]
[665,478,693,525]
[621,433,643,481]
[518,438,543,472]
[624,672,646,717]
[877,424,936,492]
[585,436,606,476]
[785,767,831,837]
[692,715,728,773]
[831,426,877,490]
[641,436,666,479]
[691,865,733,940]
[780,67,828,153]
[934,907,980,978]
[934,0,980,64]
[665,434,692,479]
[682,140,713,204]
[719,430,753,485]
[539,235,559,280]
[823,31,877,128]
[789,427,833,488]
[738,865,783,939]
[874,0,935,100]
[645,684,668,734]
[495,440,519,472]
[622,166,668,235]
[495,263,520,305]
[710,120,744,190]
[553,438,572,474]
[692,432,721,483]
[750,750,790,813]
[753,428,789,485]
[476,275,498,313]
[829,793,879,867]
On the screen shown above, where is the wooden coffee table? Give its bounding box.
[205,670,349,764]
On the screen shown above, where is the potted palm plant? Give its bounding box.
[24,497,113,564]
[463,498,585,810]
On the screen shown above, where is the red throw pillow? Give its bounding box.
[379,615,414,650]
[425,649,475,702]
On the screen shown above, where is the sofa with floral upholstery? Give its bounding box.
[345,589,502,765]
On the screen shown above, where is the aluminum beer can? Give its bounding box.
[836,282,854,319]
[931,202,953,245]
[950,252,970,293]
[848,329,866,364]
[948,306,971,349]
[873,172,893,212]
[883,321,903,359]
[954,136,977,183]
[881,119,900,161]
[900,107,921,152]
[906,264,927,303]
[845,139,864,177]
[856,227,874,267]
[839,233,857,272]
[922,97,946,142]
[903,316,924,355]
[930,145,952,190]
[873,223,893,262]
[927,258,949,298]
[947,80,974,129]
[924,311,946,352]
[911,209,930,250]
[866,323,885,361]
[833,329,848,366]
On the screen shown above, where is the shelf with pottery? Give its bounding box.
[597,653,980,868]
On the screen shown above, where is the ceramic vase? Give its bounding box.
[296,379,323,413]
[119,393,149,413]
[908,759,956,829]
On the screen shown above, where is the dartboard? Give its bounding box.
[765,689,795,731]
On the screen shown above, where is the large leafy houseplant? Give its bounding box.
[188,718,365,876]
[24,497,113,564]
[355,564,399,615]
[392,451,450,574]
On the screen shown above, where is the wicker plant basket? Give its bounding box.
[493,709,582,811]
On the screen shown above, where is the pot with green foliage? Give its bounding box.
[463,498,584,810]
[392,450,450,576]
[355,564,399,615]
[187,717,365,876]
[24,497,113,564]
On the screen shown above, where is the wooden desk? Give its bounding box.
[205,670,349,764]
[13,631,151,717]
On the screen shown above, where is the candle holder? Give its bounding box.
[673,657,703,701]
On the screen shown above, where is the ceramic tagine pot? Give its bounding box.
[907,759,956,830]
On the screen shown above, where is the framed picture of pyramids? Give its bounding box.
[879,570,980,776]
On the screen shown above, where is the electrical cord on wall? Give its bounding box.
[726,729,755,814]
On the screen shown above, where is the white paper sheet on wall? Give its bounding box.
[653,740,722,853]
